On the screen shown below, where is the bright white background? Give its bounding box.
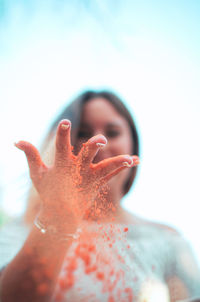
[0,1,200,262]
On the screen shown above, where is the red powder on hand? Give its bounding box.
[124,227,128,232]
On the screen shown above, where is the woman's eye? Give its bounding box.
[106,130,120,138]
[77,130,91,139]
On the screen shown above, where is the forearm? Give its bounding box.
[0,219,75,302]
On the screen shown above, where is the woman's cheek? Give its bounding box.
[108,167,130,189]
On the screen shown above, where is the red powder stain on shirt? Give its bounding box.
[152,265,156,271]
[96,271,105,280]
[88,244,96,252]
[117,255,125,263]
[75,244,91,266]
[67,258,77,271]
[124,287,134,302]
[107,270,122,293]
[109,269,114,276]
[124,227,128,232]
[108,296,115,302]
[82,252,91,266]
[85,265,97,274]
[59,274,74,290]
[59,256,78,292]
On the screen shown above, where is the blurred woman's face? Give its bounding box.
[75,97,134,197]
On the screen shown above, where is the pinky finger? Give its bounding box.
[102,166,125,183]
[15,141,45,177]
[102,155,140,183]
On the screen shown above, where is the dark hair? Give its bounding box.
[46,90,140,195]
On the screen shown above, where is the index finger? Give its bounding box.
[55,119,72,166]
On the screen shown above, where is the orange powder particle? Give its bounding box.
[82,253,91,266]
[85,265,97,274]
[88,244,96,252]
[96,272,105,280]
[37,282,49,295]
[124,287,134,302]
[59,274,74,290]
[67,258,77,271]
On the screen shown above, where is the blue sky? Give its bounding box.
[0,0,200,261]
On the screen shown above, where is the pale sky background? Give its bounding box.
[0,0,200,262]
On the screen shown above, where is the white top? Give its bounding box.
[1,218,200,302]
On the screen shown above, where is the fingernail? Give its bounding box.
[14,141,20,148]
[122,155,134,167]
[14,142,22,150]
[96,143,106,148]
[132,157,140,166]
[122,162,132,167]
[61,124,69,130]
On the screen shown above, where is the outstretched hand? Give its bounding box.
[15,119,139,228]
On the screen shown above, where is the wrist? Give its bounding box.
[36,208,78,236]
[34,216,81,242]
